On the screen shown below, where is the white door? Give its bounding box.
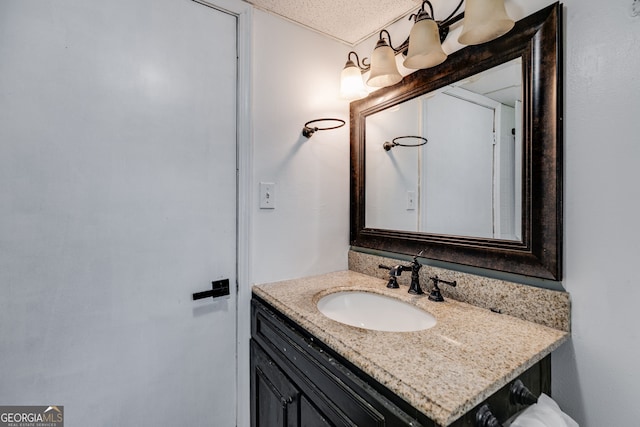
[0,0,239,425]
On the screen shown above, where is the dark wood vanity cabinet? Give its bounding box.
[251,295,550,427]
[252,342,329,426]
[251,296,428,427]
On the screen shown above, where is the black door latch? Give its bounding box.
[192,279,230,301]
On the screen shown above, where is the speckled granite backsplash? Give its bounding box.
[349,250,570,332]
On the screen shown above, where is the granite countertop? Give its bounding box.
[252,270,569,427]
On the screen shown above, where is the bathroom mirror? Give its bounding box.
[350,3,562,280]
[366,58,523,240]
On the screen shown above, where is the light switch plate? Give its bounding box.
[259,182,276,209]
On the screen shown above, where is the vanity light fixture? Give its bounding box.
[403,1,448,69]
[458,0,515,45]
[340,0,515,92]
[340,51,370,101]
[366,30,403,88]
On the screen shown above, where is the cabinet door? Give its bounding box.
[251,341,300,427]
[300,396,333,427]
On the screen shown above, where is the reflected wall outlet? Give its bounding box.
[407,190,416,210]
[259,182,276,209]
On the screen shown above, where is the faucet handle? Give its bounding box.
[428,275,457,302]
[378,264,400,288]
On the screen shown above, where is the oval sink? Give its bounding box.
[317,291,436,332]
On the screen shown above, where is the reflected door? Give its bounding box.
[423,94,494,237]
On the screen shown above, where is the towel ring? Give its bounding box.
[383,135,428,151]
[302,118,346,138]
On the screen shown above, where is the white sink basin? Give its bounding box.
[317,291,436,332]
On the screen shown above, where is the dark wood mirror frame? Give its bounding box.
[350,3,562,280]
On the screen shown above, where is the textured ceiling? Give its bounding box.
[247,0,423,45]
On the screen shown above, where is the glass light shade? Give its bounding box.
[403,18,447,69]
[458,0,515,45]
[366,40,402,88]
[340,62,368,100]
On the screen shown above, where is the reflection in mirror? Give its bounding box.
[366,59,523,240]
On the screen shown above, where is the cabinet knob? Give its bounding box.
[280,396,295,407]
[510,379,538,405]
[475,404,502,427]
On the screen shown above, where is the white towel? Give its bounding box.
[506,393,578,427]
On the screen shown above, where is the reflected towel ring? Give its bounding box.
[383,135,428,151]
[302,118,346,138]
